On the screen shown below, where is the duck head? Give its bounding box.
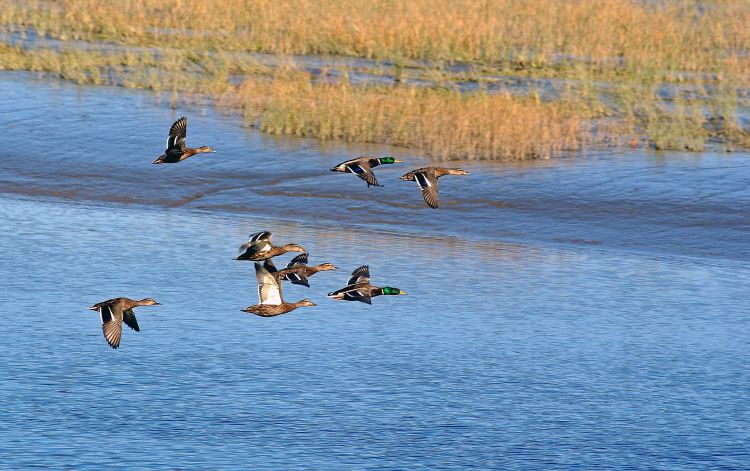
[137,298,162,306]
[381,287,407,296]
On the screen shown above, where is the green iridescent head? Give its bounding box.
[382,287,407,295]
[378,156,402,165]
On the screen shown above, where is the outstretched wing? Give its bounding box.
[280,266,310,287]
[255,261,283,305]
[99,303,124,349]
[346,161,381,187]
[343,285,372,304]
[347,265,370,285]
[122,308,140,332]
[248,231,273,243]
[166,116,187,152]
[237,232,273,259]
[286,253,308,268]
[413,170,440,208]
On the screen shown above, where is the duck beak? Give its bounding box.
[87,305,98,311]
[329,167,339,172]
[152,302,162,306]
[394,159,403,163]
[398,290,408,295]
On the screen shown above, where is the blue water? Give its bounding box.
[1,72,749,469]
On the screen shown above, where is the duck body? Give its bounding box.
[274,253,337,287]
[87,297,161,349]
[242,260,316,317]
[400,167,469,208]
[330,156,402,187]
[236,231,306,261]
[152,116,215,164]
[327,265,406,305]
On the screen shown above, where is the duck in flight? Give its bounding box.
[274,253,337,287]
[242,261,316,316]
[400,167,469,208]
[87,297,161,349]
[330,156,402,187]
[152,116,215,164]
[327,265,406,304]
[236,231,307,261]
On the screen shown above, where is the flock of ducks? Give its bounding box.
[89,117,468,348]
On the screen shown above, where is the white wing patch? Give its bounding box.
[255,262,283,305]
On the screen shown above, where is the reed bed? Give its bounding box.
[2,0,749,75]
[232,73,590,160]
[0,1,748,158]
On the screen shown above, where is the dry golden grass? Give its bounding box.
[1,1,748,157]
[2,0,749,75]
[231,72,589,160]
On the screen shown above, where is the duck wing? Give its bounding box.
[237,232,274,259]
[122,308,140,332]
[347,161,381,187]
[248,231,273,243]
[347,265,370,285]
[286,253,308,268]
[281,252,310,285]
[166,116,187,152]
[255,261,283,305]
[98,302,124,349]
[413,169,440,208]
[342,284,373,304]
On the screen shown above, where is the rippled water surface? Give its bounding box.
[1,72,749,469]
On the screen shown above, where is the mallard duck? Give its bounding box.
[152,116,215,164]
[327,265,406,304]
[330,156,402,187]
[236,231,307,261]
[274,253,337,287]
[87,297,161,349]
[242,261,316,316]
[399,167,469,208]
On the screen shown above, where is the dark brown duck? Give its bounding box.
[152,116,215,164]
[87,297,161,349]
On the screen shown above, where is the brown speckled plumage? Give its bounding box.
[400,167,469,208]
[152,116,215,164]
[87,297,160,349]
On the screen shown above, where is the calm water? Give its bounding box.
[1,72,749,469]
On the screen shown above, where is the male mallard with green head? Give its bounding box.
[399,167,469,208]
[152,116,216,164]
[236,231,307,261]
[242,261,316,317]
[330,156,402,187]
[87,297,161,349]
[327,265,406,304]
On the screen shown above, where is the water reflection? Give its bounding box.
[1,195,749,469]
[1,71,749,260]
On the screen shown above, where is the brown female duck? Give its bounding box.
[236,231,306,261]
[327,265,406,304]
[399,167,469,208]
[330,156,402,187]
[242,261,316,317]
[152,116,215,164]
[275,253,337,287]
[87,297,161,349]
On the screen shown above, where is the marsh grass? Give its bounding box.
[233,73,590,160]
[2,0,749,75]
[1,0,748,158]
